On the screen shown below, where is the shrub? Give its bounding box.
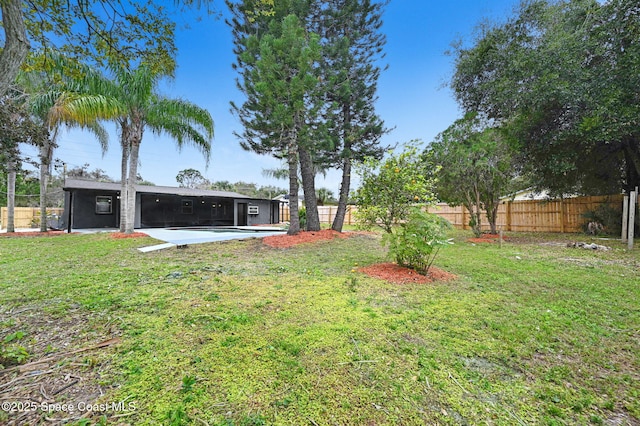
[582,203,639,236]
[383,208,452,275]
[299,207,307,230]
[353,142,439,233]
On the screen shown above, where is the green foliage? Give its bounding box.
[353,142,439,233]
[176,168,209,189]
[0,169,40,207]
[428,113,522,236]
[180,375,197,393]
[450,0,640,195]
[298,207,307,229]
[382,208,452,275]
[582,202,639,236]
[0,331,30,368]
[23,0,178,76]
[211,180,286,199]
[0,95,48,164]
[165,404,190,426]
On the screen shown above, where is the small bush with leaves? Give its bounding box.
[298,207,307,230]
[0,331,30,368]
[383,208,452,275]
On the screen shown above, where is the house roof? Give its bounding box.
[63,179,253,199]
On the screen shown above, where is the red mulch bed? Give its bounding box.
[263,229,349,248]
[110,232,148,239]
[468,233,509,244]
[0,231,66,238]
[358,263,457,284]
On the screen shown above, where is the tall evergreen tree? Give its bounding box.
[314,0,388,232]
[228,1,322,235]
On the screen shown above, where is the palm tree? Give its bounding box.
[53,59,214,233]
[24,72,110,231]
[109,65,214,233]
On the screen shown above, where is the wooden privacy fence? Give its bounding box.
[0,207,64,230]
[280,194,625,233]
[280,205,357,225]
[427,195,624,233]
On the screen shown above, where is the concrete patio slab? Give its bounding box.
[138,227,286,251]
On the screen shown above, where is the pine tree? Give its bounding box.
[314,0,388,232]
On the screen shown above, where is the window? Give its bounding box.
[96,196,113,214]
[182,199,194,214]
[248,205,259,215]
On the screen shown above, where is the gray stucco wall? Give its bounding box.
[246,200,279,226]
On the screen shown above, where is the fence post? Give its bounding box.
[628,188,637,250]
[560,198,566,233]
[506,201,512,232]
[622,195,629,243]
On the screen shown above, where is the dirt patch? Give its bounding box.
[0,305,121,425]
[110,232,148,239]
[468,233,509,244]
[358,262,457,284]
[0,231,66,238]
[263,229,349,248]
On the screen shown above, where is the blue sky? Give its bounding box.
[44,0,521,196]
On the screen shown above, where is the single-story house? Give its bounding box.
[63,179,281,230]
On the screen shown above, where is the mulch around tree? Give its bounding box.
[110,232,149,239]
[467,233,510,244]
[262,229,456,284]
[0,231,67,238]
[358,263,457,284]
[262,229,349,248]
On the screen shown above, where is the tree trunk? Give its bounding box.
[624,140,640,194]
[332,156,351,232]
[39,140,54,232]
[287,140,301,235]
[0,0,30,97]
[6,160,16,233]
[119,128,130,232]
[298,145,320,231]
[487,205,498,234]
[124,140,141,234]
[123,120,142,234]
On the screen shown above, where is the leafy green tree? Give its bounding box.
[1,0,179,97]
[229,2,322,235]
[176,168,210,189]
[0,168,40,208]
[428,113,521,236]
[450,0,640,196]
[312,0,388,232]
[0,93,48,232]
[353,143,438,233]
[210,180,234,192]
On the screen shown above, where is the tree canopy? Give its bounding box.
[428,113,522,235]
[1,0,180,97]
[450,0,640,196]
[353,143,438,233]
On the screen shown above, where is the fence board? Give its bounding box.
[1,207,64,230]
[279,194,624,233]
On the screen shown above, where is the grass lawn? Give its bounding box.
[0,230,638,425]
